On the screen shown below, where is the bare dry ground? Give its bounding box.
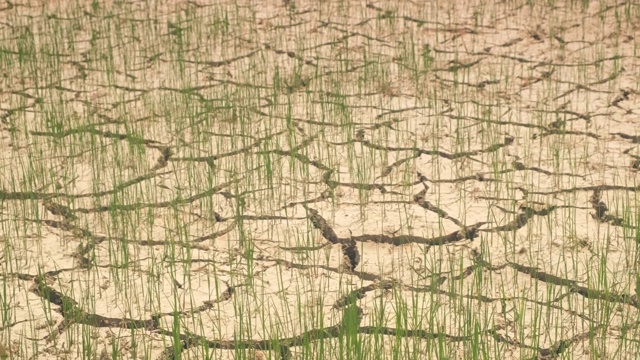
[1,0,640,359]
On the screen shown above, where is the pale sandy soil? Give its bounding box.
[1,0,640,359]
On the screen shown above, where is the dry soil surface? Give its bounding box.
[1,0,640,359]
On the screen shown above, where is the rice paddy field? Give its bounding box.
[1,0,640,359]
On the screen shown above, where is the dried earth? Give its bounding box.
[1,0,640,359]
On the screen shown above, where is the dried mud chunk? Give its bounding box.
[43,199,77,221]
[341,241,360,271]
[302,205,339,244]
[152,146,173,170]
[589,189,608,219]
[592,201,609,219]
[611,89,631,107]
[512,160,526,170]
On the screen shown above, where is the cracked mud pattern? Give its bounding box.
[1,0,640,359]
